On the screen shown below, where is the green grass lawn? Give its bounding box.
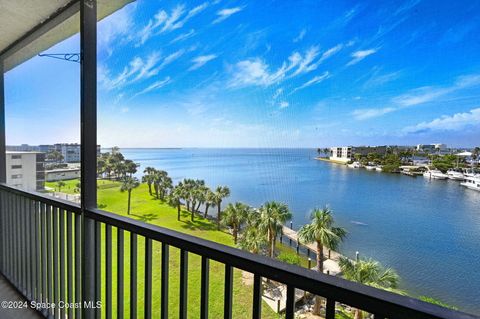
[47,179,282,318]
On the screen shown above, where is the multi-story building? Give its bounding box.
[53,143,101,163]
[6,144,39,152]
[329,146,353,163]
[6,151,45,191]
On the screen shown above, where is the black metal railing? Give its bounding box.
[0,183,478,319]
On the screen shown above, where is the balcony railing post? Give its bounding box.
[80,0,98,318]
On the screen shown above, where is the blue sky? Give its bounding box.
[5,0,480,148]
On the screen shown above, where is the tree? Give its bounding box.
[222,202,250,244]
[214,186,230,229]
[74,182,81,193]
[298,207,346,315]
[56,181,66,192]
[339,257,400,319]
[143,167,156,195]
[204,188,217,218]
[237,209,267,254]
[47,150,64,163]
[259,201,292,258]
[168,186,183,221]
[124,160,139,177]
[120,177,140,215]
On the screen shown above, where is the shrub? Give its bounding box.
[277,251,301,266]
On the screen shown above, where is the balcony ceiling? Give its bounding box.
[0,0,133,71]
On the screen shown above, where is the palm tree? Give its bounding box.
[298,207,347,315]
[222,202,250,244]
[237,209,267,254]
[259,201,292,258]
[339,257,400,319]
[120,177,140,215]
[142,174,154,196]
[204,188,216,218]
[214,186,230,229]
[56,181,66,192]
[168,186,183,221]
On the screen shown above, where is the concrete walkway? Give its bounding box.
[0,274,43,319]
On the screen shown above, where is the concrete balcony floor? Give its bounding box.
[0,274,43,319]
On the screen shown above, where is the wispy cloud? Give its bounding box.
[363,68,402,89]
[98,5,134,56]
[213,6,245,24]
[170,29,196,44]
[158,49,186,70]
[279,101,289,109]
[403,108,480,134]
[394,74,480,106]
[292,71,331,93]
[189,54,218,71]
[318,44,344,63]
[347,49,378,66]
[352,107,396,120]
[133,77,172,98]
[352,73,480,120]
[293,29,306,43]
[229,46,334,88]
[138,3,207,45]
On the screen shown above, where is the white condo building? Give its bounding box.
[329,146,353,163]
[6,151,45,191]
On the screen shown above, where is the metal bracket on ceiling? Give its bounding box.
[37,53,80,63]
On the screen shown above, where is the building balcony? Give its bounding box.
[1,1,479,319]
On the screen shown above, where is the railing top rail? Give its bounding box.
[0,183,477,319]
[0,183,81,214]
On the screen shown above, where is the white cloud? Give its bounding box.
[229,46,327,88]
[293,71,331,93]
[98,5,134,55]
[291,46,321,76]
[189,54,218,71]
[403,108,480,133]
[272,88,283,100]
[138,3,207,45]
[229,59,279,87]
[213,6,245,24]
[293,29,306,43]
[133,77,172,98]
[352,73,480,120]
[279,101,289,109]
[132,52,162,82]
[158,49,186,70]
[363,69,402,88]
[346,48,378,66]
[352,107,396,120]
[170,29,196,43]
[394,74,480,107]
[318,44,344,63]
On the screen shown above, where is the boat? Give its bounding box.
[374,166,383,172]
[347,161,361,168]
[365,165,376,171]
[446,169,465,181]
[460,176,480,192]
[423,169,448,180]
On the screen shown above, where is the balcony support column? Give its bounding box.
[80,1,97,319]
[0,60,5,183]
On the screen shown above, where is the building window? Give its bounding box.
[11,174,23,179]
[11,165,22,169]
[11,155,22,159]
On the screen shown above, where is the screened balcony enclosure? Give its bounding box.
[0,1,479,319]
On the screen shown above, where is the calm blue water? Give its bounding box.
[119,148,480,313]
